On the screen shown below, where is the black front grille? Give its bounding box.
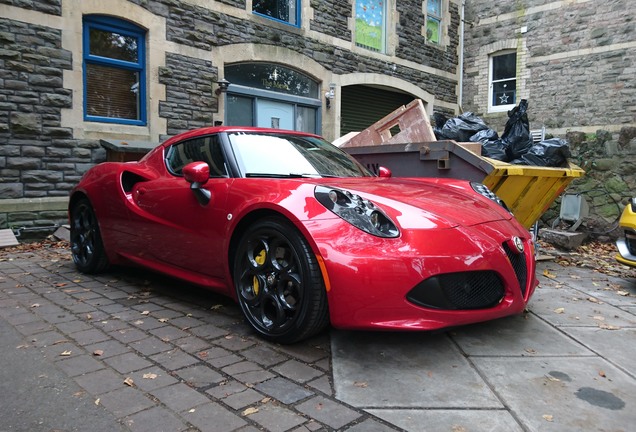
[407,271,505,310]
[503,242,528,296]
[626,230,636,255]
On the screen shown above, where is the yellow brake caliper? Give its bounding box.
[252,249,266,295]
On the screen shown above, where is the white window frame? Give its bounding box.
[488,50,517,113]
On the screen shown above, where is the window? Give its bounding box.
[166,136,227,177]
[355,0,387,53]
[253,0,299,26]
[425,0,442,44]
[83,16,146,125]
[489,51,517,111]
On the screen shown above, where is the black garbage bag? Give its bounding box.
[501,99,532,160]
[432,113,449,140]
[469,128,499,144]
[511,138,571,167]
[437,112,490,142]
[481,139,509,161]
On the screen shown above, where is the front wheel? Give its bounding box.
[233,217,329,344]
[69,198,109,274]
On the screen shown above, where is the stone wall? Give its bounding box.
[158,53,217,137]
[310,0,351,41]
[541,127,636,241]
[462,0,635,133]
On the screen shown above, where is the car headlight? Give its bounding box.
[315,186,400,238]
[470,182,510,212]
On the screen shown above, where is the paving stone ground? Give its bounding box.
[0,244,635,432]
[0,245,397,432]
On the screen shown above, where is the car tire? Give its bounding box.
[233,217,329,344]
[70,198,109,274]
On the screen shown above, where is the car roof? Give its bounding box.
[160,126,323,148]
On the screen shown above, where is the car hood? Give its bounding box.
[316,177,512,229]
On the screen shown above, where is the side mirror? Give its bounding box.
[378,166,392,178]
[183,161,210,185]
[183,161,211,205]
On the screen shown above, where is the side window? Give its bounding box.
[166,136,228,177]
[489,51,517,112]
[253,0,300,26]
[83,16,146,125]
[424,0,442,44]
[355,0,387,53]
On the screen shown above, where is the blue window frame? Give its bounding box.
[253,0,300,27]
[83,16,146,125]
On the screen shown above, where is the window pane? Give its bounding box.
[355,0,385,52]
[89,28,138,62]
[426,17,440,44]
[492,80,516,106]
[225,63,319,98]
[427,0,441,18]
[226,95,254,126]
[295,106,316,133]
[86,63,139,119]
[253,0,297,25]
[492,53,516,81]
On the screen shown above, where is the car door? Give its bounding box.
[128,135,232,279]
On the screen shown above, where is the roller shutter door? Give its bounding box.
[340,85,414,136]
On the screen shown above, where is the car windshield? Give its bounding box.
[228,132,373,178]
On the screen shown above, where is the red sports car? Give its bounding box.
[69,127,537,343]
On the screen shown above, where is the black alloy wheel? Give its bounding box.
[233,217,329,344]
[70,198,109,274]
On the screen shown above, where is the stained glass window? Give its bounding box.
[355,1,386,53]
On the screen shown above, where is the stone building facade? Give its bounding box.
[462,0,636,236]
[1,0,463,233]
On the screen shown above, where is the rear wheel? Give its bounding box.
[233,217,329,344]
[70,198,109,274]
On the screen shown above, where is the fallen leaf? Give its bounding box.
[353,381,368,388]
[587,297,602,304]
[93,350,104,356]
[242,407,259,416]
[554,307,565,314]
[55,283,67,287]
[60,350,72,356]
[261,397,271,403]
[134,320,144,325]
[95,398,100,405]
[599,370,607,378]
[525,348,537,354]
[31,303,40,308]
[542,269,557,279]
[158,318,169,323]
[598,323,620,330]
[198,351,209,358]
[592,316,605,321]
[86,314,92,320]
[617,290,630,296]
[211,305,223,310]
[123,377,134,387]
[188,408,196,413]
[143,373,157,380]
[141,311,150,315]
[542,414,554,422]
